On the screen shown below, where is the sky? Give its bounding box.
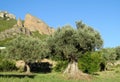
[0,0,120,48]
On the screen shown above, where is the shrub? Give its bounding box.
[54,61,68,72]
[78,52,102,74]
[0,60,16,72]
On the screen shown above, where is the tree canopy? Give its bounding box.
[5,36,49,62]
[47,21,103,62]
[4,36,50,73]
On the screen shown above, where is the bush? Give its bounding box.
[0,60,16,72]
[54,61,68,72]
[78,52,102,74]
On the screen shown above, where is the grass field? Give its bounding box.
[0,69,120,82]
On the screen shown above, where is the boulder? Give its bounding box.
[16,60,25,68]
[16,60,25,72]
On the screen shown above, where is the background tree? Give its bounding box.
[5,36,50,73]
[115,46,120,60]
[47,21,103,79]
[101,48,117,62]
[100,48,118,70]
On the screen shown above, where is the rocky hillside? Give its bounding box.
[0,12,54,40]
[0,11,55,46]
[0,26,31,41]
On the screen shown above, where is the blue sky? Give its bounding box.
[0,0,120,48]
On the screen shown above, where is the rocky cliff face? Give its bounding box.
[24,14,54,35]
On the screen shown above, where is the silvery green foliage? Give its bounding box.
[5,36,50,62]
[47,21,103,61]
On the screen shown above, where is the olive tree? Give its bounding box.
[5,36,49,73]
[101,48,117,62]
[47,21,103,79]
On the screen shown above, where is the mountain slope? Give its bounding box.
[0,11,55,46]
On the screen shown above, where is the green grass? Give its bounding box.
[0,70,120,82]
[0,18,16,32]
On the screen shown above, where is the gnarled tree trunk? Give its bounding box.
[63,61,91,80]
[25,64,31,74]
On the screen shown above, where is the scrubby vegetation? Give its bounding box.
[0,52,16,72]
[0,38,13,46]
[32,31,48,40]
[0,60,16,72]
[78,52,103,74]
